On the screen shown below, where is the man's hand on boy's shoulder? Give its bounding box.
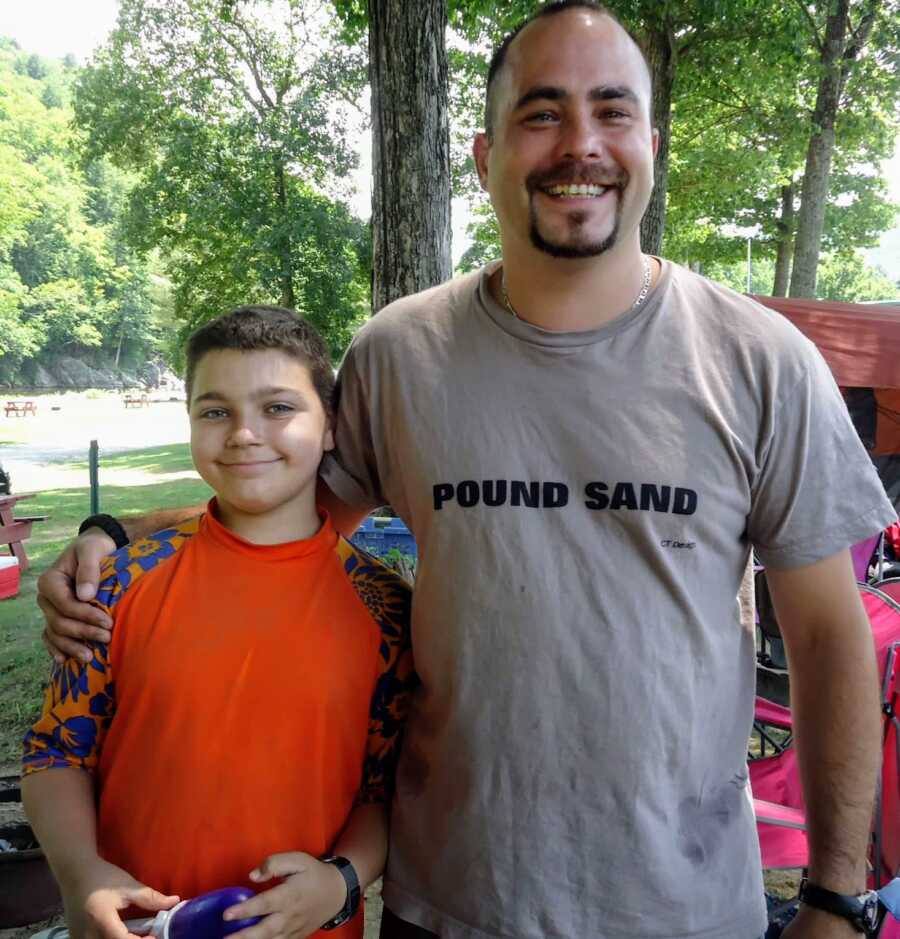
[223,852,346,939]
[60,856,179,939]
[37,529,116,664]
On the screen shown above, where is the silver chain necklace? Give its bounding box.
[501,255,652,321]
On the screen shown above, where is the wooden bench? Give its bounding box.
[0,493,48,574]
[4,401,37,417]
[123,393,150,408]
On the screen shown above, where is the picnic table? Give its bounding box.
[0,492,48,574]
[123,393,150,408]
[4,400,37,417]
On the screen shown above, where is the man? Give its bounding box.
[38,3,896,938]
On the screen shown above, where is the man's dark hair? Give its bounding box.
[184,305,335,419]
[484,1,652,139]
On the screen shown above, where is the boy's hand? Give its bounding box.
[223,852,348,939]
[60,857,179,939]
[37,531,115,664]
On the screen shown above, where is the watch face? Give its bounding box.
[861,893,880,930]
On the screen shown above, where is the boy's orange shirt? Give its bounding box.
[24,504,414,937]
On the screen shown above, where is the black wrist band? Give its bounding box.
[799,878,881,935]
[78,514,129,550]
[319,855,361,930]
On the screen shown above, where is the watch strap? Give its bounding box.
[78,513,129,550]
[799,878,880,934]
[319,855,361,930]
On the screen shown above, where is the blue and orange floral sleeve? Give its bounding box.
[22,523,200,775]
[340,543,418,804]
[22,640,115,774]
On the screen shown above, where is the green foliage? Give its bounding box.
[381,547,417,583]
[458,203,500,272]
[816,251,898,302]
[662,0,900,276]
[75,0,370,359]
[0,42,169,385]
[706,250,898,301]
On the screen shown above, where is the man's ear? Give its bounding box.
[473,133,490,191]
[651,127,660,159]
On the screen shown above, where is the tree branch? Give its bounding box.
[794,0,824,53]
[209,44,270,118]
[839,0,880,101]
[224,12,276,110]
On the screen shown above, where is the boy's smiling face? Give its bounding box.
[189,348,334,542]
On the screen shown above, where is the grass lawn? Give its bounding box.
[0,443,211,765]
[67,444,198,475]
[0,424,30,445]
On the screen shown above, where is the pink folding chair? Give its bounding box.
[876,578,900,606]
[752,585,900,934]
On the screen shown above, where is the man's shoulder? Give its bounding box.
[95,517,203,613]
[664,260,817,357]
[351,267,486,347]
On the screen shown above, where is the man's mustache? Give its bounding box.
[526,162,627,192]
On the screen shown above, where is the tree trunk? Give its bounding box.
[274,158,295,308]
[115,320,125,368]
[368,0,452,312]
[639,25,676,255]
[772,181,794,297]
[789,0,880,297]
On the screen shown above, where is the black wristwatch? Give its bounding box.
[78,514,129,550]
[798,878,881,935]
[319,855,361,930]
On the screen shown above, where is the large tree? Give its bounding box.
[333,0,455,311]
[368,0,452,310]
[789,0,897,296]
[75,0,371,354]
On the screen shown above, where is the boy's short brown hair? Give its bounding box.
[184,305,335,419]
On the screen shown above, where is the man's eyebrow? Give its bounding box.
[513,84,641,111]
[513,85,565,110]
[588,85,640,105]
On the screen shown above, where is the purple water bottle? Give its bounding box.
[127,886,263,939]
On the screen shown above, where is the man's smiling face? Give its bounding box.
[475,9,658,260]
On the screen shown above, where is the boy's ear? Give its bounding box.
[323,424,335,453]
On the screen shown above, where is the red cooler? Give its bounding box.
[0,556,20,599]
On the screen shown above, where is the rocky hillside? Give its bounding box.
[4,357,182,392]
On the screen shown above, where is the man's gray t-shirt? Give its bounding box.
[321,261,895,939]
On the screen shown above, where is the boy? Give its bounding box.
[22,306,415,939]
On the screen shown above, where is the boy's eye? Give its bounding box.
[266,403,296,416]
[198,407,227,420]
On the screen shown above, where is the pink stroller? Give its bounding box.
[751,583,900,936]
